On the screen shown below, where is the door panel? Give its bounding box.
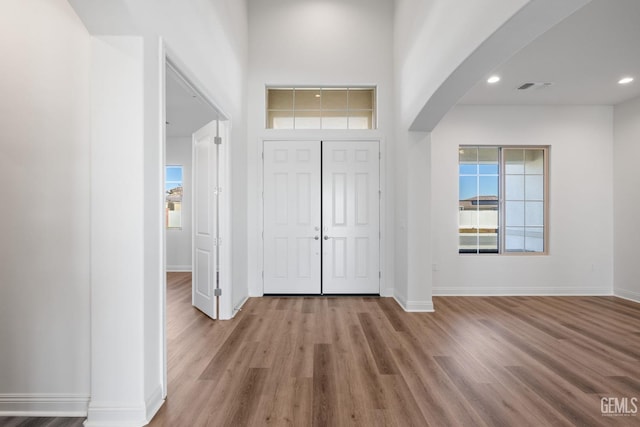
[322,141,380,294]
[264,141,321,294]
[192,121,218,318]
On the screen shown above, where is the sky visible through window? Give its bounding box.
[166,166,183,193]
[459,164,499,200]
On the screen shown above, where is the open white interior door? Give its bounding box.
[192,120,220,318]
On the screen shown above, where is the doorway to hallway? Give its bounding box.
[263,140,380,295]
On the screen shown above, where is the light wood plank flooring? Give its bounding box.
[149,272,640,426]
[5,273,638,426]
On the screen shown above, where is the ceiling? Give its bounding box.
[459,0,640,105]
[166,65,219,137]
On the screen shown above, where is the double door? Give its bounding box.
[263,140,380,294]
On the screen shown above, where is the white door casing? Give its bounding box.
[192,121,219,318]
[263,141,322,294]
[322,141,380,294]
[263,140,380,294]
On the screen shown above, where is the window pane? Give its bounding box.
[525,149,544,174]
[165,166,183,229]
[459,233,479,253]
[459,176,478,201]
[505,201,525,226]
[166,166,182,182]
[505,227,525,252]
[478,147,498,162]
[349,89,374,109]
[459,164,477,175]
[321,111,348,129]
[348,111,372,129]
[525,227,544,252]
[525,201,544,226]
[479,164,498,174]
[294,89,321,110]
[267,89,293,110]
[505,175,524,200]
[294,111,321,129]
[268,110,294,129]
[525,175,544,200]
[504,149,524,174]
[322,90,348,110]
[459,147,478,163]
[479,176,498,199]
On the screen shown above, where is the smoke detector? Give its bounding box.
[517,82,554,90]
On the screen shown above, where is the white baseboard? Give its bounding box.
[231,296,249,319]
[84,402,147,427]
[433,286,612,296]
[392,294,434,312]
[145,386,164,424]
[614,288,640,303]
[84,385,165,427]
[0,393,89,417]
[165,265,191,272]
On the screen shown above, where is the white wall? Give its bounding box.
[166,137,192,271]
[66,0,248,424]
[431,105,614,295]
[246,0,395,297]
[0,0,91,415]
[613,96,640,302]
[394,0,529,128]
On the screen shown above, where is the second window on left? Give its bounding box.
[165,165,183,229]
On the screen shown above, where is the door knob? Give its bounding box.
[324,235,330,240]
[314,236,319,240]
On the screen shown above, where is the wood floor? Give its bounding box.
[5,273,637,426]
[148,272,640,426]
[0,418,84,427]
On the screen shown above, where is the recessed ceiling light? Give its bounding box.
[618,77,634,85]
[487,75,501,84]
[314,94,321,98]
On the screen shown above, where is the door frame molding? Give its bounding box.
[257,136,388,296]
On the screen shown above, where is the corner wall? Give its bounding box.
[0,0,91,415]
[431,105,614,296]
[613,96,640,302]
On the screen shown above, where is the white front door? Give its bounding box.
[263,140,380,294]
[263,141,322,294]
[192,121,219,318]
[322,141,380,293]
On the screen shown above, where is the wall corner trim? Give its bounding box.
[614,288,640,303]
[145,386,165,424]
[0,393,89,417]
[392,295,435,312]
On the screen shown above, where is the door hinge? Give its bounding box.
[214,288,222,296]
[214,237,222,246]
[214,136,222,145]
[379,190,382,199]
[261,231,264,240]
[262,152,264,160]
[379,271,382,279]
[379,152,381,160]
[262,271,264,279]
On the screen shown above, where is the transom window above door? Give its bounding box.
[266,87,376,130]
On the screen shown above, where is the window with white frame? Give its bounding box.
[266,87,376,130]
[165,165,183,229]
[459,146,548,254]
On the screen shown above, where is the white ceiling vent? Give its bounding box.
[517,82,554,90]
